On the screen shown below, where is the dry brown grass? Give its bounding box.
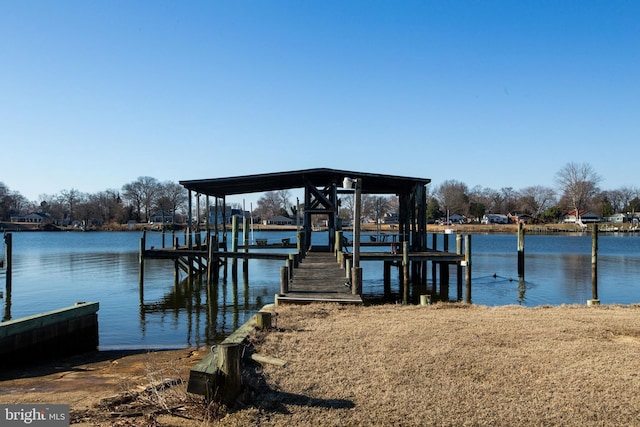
[216,303,640,426]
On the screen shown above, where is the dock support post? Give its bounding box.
[588,224,600,306]
[216,343,242,405]
[280,265,289,294]
[173,236,180,284]
[287,256,294,280]
[207,235,217,288]
[383,260,391,299]
[139,230,145,302]
[431,233,437,294]
[465,234,472,303]
[440,234,449,301]
[243,215,249,276]
[256,312,272,329]
[231,215,238,273]
[351,267,362,295]
[517,222,525,280]
[4,232,12,297]
[402,241,409,304]
[456,234,463,301]
[335,230,342,256]
[297,230,304,259]
[346,258,352,281]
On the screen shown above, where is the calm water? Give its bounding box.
[1,231,639,349]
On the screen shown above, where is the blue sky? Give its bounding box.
[1,1,638,206]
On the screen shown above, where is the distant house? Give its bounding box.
[382,213,399,224]
[264,215,294,225]
[481,214,509,224]
[208,208,249,225]
[563,210,600,224]
[10,212,50,223]
[448,214,466,224]
[509,213,533,223]
[149,211,174,223]
[604,213,626,223]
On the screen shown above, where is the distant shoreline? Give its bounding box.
[2,221,636,234]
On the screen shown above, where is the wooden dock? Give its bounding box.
[276,252,363,305]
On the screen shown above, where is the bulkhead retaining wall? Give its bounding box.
[0,302,99,365]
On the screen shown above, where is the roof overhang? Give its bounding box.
[179,168,430,198]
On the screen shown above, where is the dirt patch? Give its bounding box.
[0,347,210,426]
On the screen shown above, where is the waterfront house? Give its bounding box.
[563,210,600,224]
[10,212,50,223]
[264,215,295,225]
[149,211,174,224]
[481,214,509,224]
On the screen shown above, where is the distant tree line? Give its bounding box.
[0,177,188,226]
[429,162,640,223]
[2,163,639,226]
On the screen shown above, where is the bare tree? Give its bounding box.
[155,181,188,219]
[58,189,84,222]
[436,180,469,216]
[519,186,557,219]
[555,162,602,219]
[275,190,292,213]
[90,189,125,224]
[255,191,283,220]
[0,183,29,220]
[339,195,354,221]
[122,176,159,222]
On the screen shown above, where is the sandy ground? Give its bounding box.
[3,303,640,426]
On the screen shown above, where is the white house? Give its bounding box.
[481,214,509,224]
[264,215,295,225]
[563,210,600,224]
[10,213,50,223]
[149,211,174,223]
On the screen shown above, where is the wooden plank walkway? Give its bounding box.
[276,252,363,304]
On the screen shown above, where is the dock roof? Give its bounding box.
[179,168,430,198]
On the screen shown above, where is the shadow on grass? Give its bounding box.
[257,390,355,414]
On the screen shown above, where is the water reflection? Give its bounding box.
[4,232,640,348]
[138,259,263,348]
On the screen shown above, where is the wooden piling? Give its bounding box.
[297,230,304,258]
[256,311,272,329]
[173,236,180,284]
[231,215,238,273]
[440,234,449,301]
[207,235,217,288]
[431,233,437,293]
[351,267,362,295]
[383,260,391,298]
[287,257,294,280]
[589,224,600,305]
[456,234,463,301]
[517,222,525,280]
[138,231,145,289]
[465,234,472,303]
[402,241,409,303]
[280,265,289,294]
[4,233,12,297]
[216,343,242,405]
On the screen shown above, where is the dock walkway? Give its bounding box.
[276,252,363,304]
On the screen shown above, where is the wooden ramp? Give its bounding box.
[276,252,363,304]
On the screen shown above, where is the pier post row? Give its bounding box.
[140,168,470,306]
